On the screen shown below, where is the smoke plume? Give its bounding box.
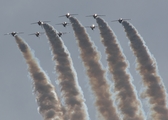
[122,21,168,120]
[69,17,120,120]
[42,23,89,120]
[96,17,145,120]
[14,35,63,120]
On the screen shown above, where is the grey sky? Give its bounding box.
[0,1,168,120]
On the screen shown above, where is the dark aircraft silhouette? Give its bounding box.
[29,32,45,37]
[85,24,98,30]
[86,14,105,19]
[4,32,24,37]
[111,18,131,23]
[31,21,50,26]
[56,22,71,27]
[57,32,69,37]
[59,13,78,18]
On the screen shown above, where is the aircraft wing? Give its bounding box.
[4,33,10,35]
[63,32,70,34]
[29,33,36,35]
[39,32,45,34]
[111,20,118,22]
[43,21,50,23]
[71,14,78,15]
[31,21,50,24]
[123,19,131,21]
[17,32,24,34]
[4,32,23,36]
[31,22,38,24]
[98,15,105,16]
[59,15,66,17]
[86,15,93,17]
[56,23,62,25]
[62,32,67,34]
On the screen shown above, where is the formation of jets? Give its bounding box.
[4,13,131,37]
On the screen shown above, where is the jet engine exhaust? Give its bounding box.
[96,17,145,120]
[42,23,89,120]
[122,21,168,120]
[69,17,120,120]
[14,35,64,120]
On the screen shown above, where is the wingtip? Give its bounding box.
[59,15,65,17]
[31,22,37,24]
[111,20,117,22]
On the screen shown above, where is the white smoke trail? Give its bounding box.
[122,21,168,120]
[96,17,145,120]
[69,17,120,120]
[14,35,63,120]
[42,23,89,120]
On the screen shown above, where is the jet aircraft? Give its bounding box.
[85,24,98,30]
[111,18,131,23]
[57,32,69,37]
[29,32,45,37]
[86,14,105,19]
[4,32,24,37]
[31,21,50,26]
[56,22,71,27]
[59,13,78,18]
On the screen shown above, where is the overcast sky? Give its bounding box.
[1,1,168,120]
